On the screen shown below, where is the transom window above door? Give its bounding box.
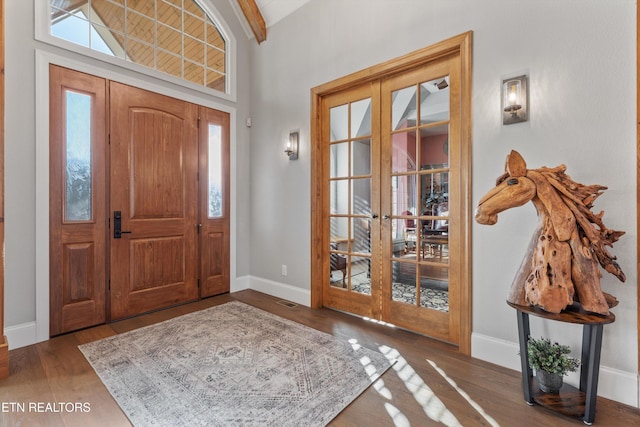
[46,0,228,93]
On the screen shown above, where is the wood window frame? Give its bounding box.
[310,31,473,355]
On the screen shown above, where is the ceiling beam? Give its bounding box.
[237,0,267,44]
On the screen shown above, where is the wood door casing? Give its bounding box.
[109,82,199,320]
[49,65,107,336]
[311,32,473,354]
[199,106,230,297]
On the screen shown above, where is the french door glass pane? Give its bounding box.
[330,217,349,244]
[419,124,449,168]
[391,174,417,218]
[352,139,371,176]
[391,261,416,304]
[351,98,372,137]
[351,178,371,215]
[350,255,371,295]
[420,78,450,124]
[330,142,349,178]
[64,90,92,221]
[330,180,349,214]
[330,104,348,141]
[419,264,449,312]
[351,218,371,254]
[208,124,223,218]
[392,86,416,130]
[391,130,417,173]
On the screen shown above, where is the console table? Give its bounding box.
[508,301,615,425]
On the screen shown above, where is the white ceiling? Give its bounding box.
[231,0,311,41]
[256,0,311,27]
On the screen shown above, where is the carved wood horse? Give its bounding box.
[475,150,625,315]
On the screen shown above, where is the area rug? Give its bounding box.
[79,301,393,427]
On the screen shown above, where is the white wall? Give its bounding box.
[248,0,638,406]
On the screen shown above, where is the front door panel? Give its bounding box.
[109,82,199,320]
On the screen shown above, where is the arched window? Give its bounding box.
[47,0,228,93]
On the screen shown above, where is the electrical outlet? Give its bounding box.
[281,265,288,276]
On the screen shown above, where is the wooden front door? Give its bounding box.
[50,67,230,334]
[109,82,199,320]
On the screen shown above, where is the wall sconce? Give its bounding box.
[502,75,528,125]
[285,130,299,160]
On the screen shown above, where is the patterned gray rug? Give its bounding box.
[79,301,392,427]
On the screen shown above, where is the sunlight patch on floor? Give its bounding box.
[379,345,462,427]
[350,338,393,401]
[384,402,411,427]
[427,359,500,427]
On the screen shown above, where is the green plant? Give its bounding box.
[526,336,580,376]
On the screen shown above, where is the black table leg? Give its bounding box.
[516,310,533,404]
[581,324,603,425]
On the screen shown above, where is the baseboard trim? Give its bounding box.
[247,276,311,307]
[471,332,638,408]
[4,321,37,351]
[232,275,251,293]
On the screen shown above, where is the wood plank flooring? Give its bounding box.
[1,290,639,426]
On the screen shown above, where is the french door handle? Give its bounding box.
[113,211,132,239]
[382,214,391,220]
[371,213,379,219]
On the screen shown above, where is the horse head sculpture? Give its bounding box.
[475,150,625,315]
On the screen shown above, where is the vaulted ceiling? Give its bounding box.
[234,0,311,44]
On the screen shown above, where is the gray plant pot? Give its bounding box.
[537,369,563,393]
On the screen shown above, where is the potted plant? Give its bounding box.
[527,336,580,393]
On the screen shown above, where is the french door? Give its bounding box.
[49,65,230,334]
[312,33,472,351]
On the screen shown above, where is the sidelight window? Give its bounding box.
[64,90,93,222]
[207,124,223,218]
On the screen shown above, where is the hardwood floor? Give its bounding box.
[1,290,639,426]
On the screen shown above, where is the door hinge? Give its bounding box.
[108,280,111,291]
[197,117,201,128]
[108,133,111,144]
[197,278,201,288]
[196,223,202,234]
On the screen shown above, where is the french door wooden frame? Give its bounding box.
[311,32,473,354]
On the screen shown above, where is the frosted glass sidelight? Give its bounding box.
[65,90,92,221]
[208,124,223,218]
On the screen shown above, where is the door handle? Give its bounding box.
[113,211,132,239]
[382,214,391,220]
